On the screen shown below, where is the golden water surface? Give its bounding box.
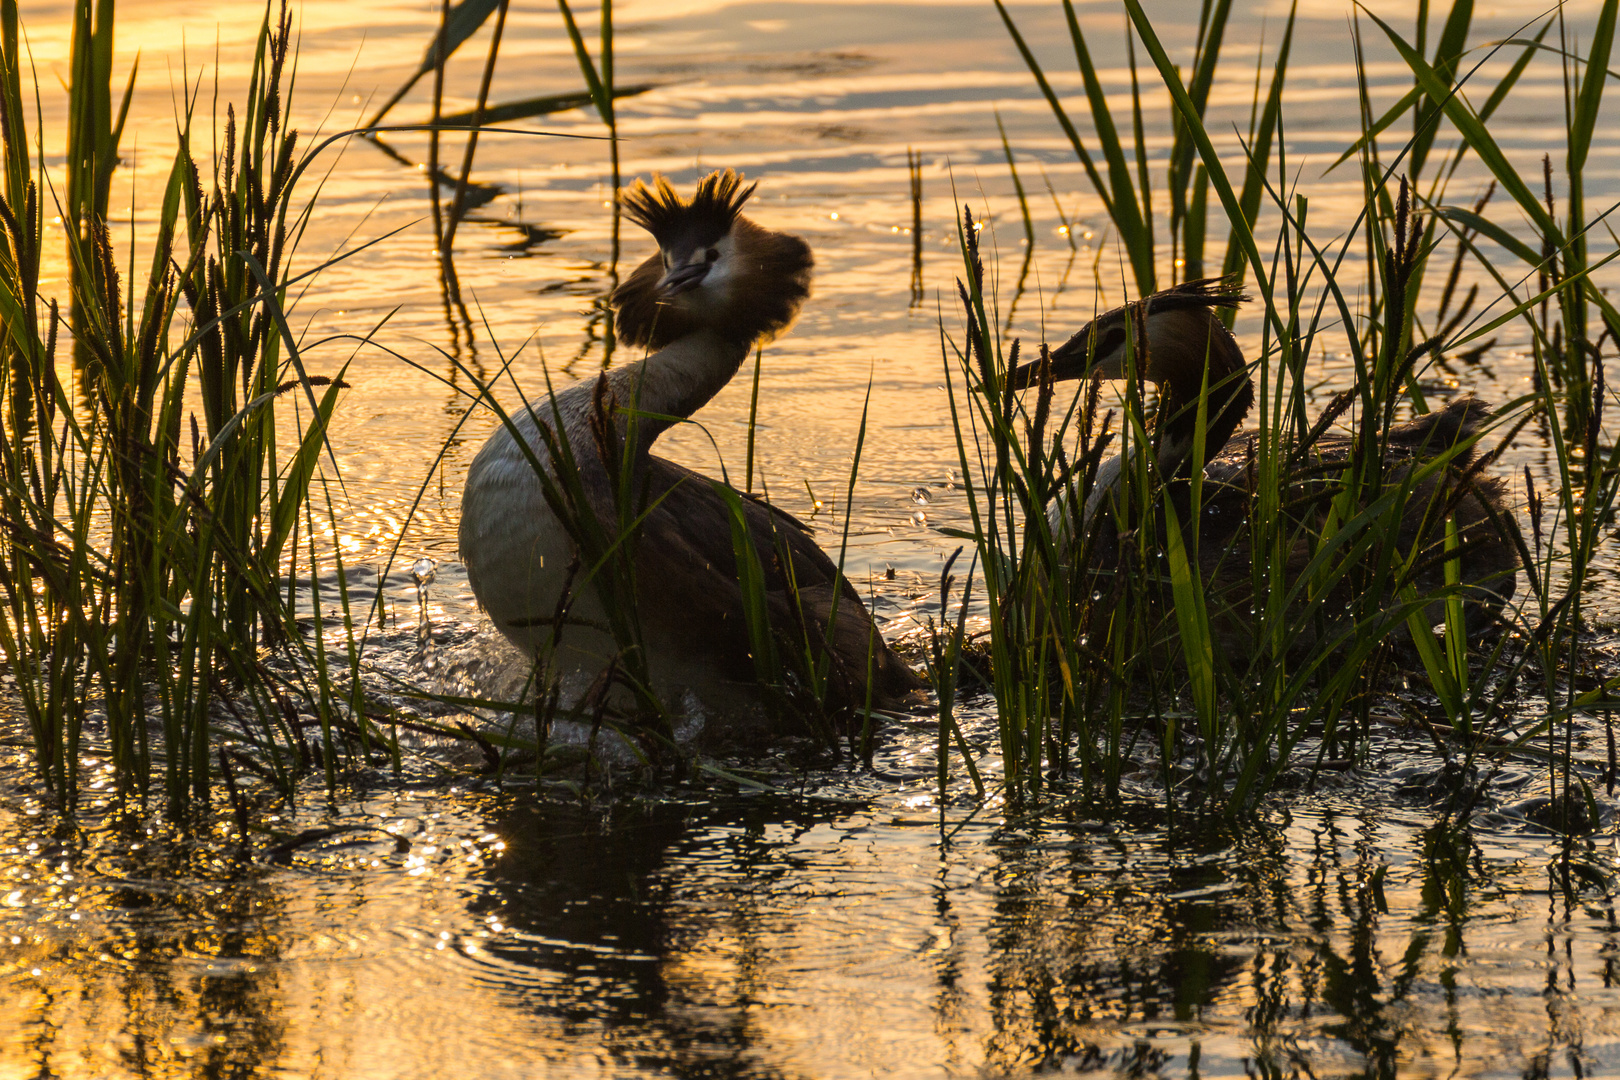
[1,0,1618,1076]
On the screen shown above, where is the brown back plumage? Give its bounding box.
[1043,277,1249,375]
[633,458,925,718]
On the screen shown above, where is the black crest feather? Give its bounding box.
[620,169,757,248]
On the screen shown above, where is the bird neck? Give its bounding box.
[604,327,751,453]
[1151,330,1252,480]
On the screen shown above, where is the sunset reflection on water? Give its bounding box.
[1,0,1618,1075]
[4,768,1620,1077]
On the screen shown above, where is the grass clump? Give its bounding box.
[947,0,1620,826]
[0,0,378,816]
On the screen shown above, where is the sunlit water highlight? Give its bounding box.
[3,0,1620,1075]
[3,740,1619,1078]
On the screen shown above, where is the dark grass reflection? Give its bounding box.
[4,748,1618,1076]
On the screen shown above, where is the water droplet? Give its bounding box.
[911,486,932,505]
[911,510,928,527]
[411,558,437,587]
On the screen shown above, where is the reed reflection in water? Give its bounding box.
[3,771,1619,1077]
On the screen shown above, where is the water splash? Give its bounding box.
[412,557,438,659]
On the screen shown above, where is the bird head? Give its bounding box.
[1012,277,1254,477]
[1011,277,1248,390]
[612,170,814,350]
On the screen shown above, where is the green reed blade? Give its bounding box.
[715,482,782,689]
[992,1,1118,226]
[995,112,1034,250]
[1125,29,1153,256]
[1162,496,1218,745]
[1221,4,1294,290]
[363,0,500,128]
[1408,0,1476,176]
[1571,0,1618,174]
[995,0,1157,291]
[1363,8,1563,244]
[816,373,874,701]
[1443,244,1620,349]
[1063,0,1153,291]
[557,0,608,120]
[1167,0,1231,276]
[1122,0,1282,327]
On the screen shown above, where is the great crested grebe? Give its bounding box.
[1011,277,1520,643]
[459,170,922,722]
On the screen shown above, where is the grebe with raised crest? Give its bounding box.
[459,170,922,726]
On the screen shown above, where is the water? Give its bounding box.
[3,0,1620,1075]
[3,741,1619,1078]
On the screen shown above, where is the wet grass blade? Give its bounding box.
[364,0,501,128]
[437,84,651,126]
[994,0,1154,292]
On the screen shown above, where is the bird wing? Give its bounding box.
[624,456,923,711]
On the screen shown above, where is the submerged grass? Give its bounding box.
[954,0,1620,826]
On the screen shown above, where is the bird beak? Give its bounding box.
[658,261,709,296]
[1010,326,1114,389]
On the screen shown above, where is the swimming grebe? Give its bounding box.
[459,170,922,723]
[1011,278,1519,643]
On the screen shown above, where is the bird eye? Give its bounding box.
[705,248,719,263]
